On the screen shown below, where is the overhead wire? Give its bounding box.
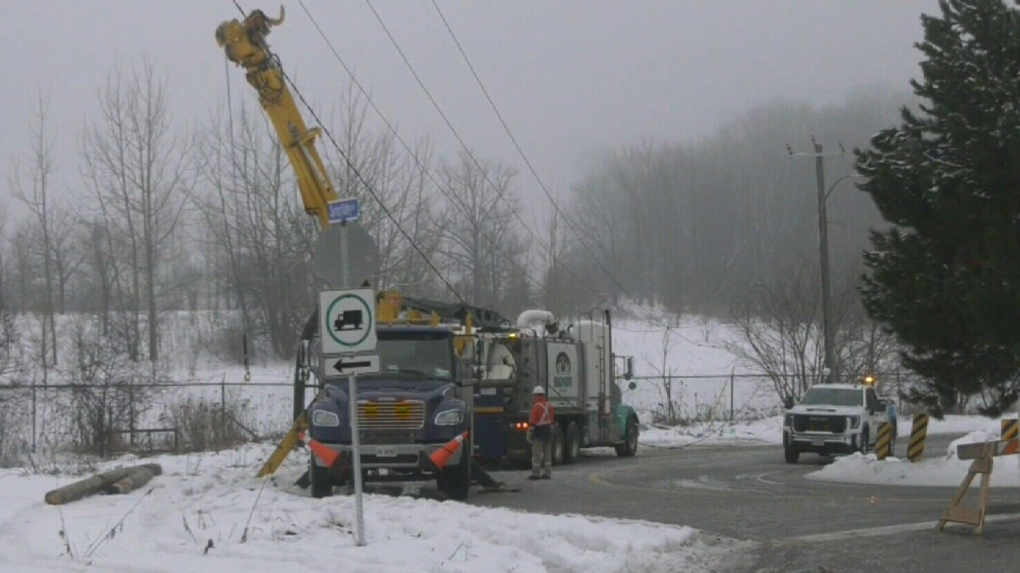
[427,0,637,307]
[289,0,561,310]
[428,2,797,349]
[229,1,468,305]
[363,0,607,307]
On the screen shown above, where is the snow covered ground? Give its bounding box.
[1,418,1014,573]
[2,312,1016,573]
[0,445,733,573]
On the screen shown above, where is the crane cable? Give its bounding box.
[224,54,251,382]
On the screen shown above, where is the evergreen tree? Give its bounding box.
[856,0,1020,416]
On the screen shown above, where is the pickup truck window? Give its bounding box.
[865,388,879,411]
[799,387,863,407]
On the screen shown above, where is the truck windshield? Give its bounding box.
[372,331,454,380]
[800,388,862,407]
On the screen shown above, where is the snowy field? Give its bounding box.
[0,419,1013,573]
[0,445,734,573]
[1,313,1017,572]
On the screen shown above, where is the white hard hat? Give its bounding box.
[532,386,545,395]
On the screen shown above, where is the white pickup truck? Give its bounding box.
[782,383,897,464]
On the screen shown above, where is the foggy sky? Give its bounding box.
[2,0,937,218]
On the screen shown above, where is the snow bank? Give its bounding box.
[640,416,785,448]
[0,445,724,573]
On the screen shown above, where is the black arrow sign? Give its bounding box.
[334,359,372,373]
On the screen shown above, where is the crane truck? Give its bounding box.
[216,7,639,499]
[216,6,492,499]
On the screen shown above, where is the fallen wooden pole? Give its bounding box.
[105,466,157,495]
[45,463,163,505]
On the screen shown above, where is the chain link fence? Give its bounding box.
[0,377,295,466]
[621,370,923,426]
[0,368,928,466]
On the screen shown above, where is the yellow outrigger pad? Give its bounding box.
[257,411,308,477]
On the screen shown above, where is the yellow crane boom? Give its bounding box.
[216,6,338,228]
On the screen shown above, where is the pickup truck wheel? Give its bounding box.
[563,422,581,464]
[309,454,333,499]
[439,452,470,501]
[615,418,638,457]
[784,445,800,464]
[551,424,565,466]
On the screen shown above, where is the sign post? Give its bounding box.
[348,372,364,546]
[320,285,379,547]
[328,197,360,290]
[322,199,377,546]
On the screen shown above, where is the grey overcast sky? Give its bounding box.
[2,1,937,213]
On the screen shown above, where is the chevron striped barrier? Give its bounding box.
[875,422,894,460]
[907,413,928,462]
[1001,417,1018,455]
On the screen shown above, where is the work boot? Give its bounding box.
[528,475,540,481]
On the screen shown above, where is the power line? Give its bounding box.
[288,0,562,310]
[363,1,636,311]
[360,1,564,262]
[428,0,635,304]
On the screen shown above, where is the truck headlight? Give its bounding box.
[312,409,340,427]
[434,409,464,426]
[847,416,860,429]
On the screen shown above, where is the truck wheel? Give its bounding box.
[439,451,470,501]
[784,445,800,464]
[551,424,565,466]
[309,455,333,499]
[615,418,638,457]
[563,422,581,464]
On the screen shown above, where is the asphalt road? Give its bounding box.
[469,435,1020,573]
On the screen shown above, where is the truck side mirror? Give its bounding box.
[783,396,795,410]
[624,356,634,380]
[627,381,637,390]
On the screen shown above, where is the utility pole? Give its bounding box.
[812,138,836,384]
[788,137,848,385]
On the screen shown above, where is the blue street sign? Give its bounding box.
[328,198,360,224]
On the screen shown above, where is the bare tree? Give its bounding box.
[79,62,195,364]
[323,85,444,297]
[436,150,524,308]
[197,104,316,358]
[729,265,897,403]
[8,94,60,368]
[728,264,826,403]
[0,215,30,465]
[646,326,683,425]
[47,206,86,314]
[60,318,161,456]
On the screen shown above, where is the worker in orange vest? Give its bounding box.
[528,386,555,480]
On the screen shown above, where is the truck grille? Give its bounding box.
[793,414,846,433]
[357,400,425,431]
